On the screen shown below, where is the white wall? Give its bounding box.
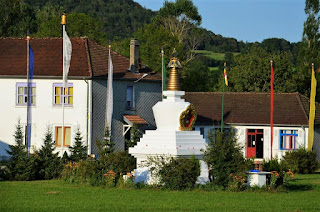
[194,125,307,160]
[0,78,90,158]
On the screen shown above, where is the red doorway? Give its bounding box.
[247,129,264,158]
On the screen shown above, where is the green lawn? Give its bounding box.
[1,174,320,211]
[209,67,219,71]
[193,50,225,61]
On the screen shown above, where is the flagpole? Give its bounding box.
[26,33,30,155]
[221,62,226,132]
[270,59,274,160]
[161,47,167,100]
[161,47,164,100]
[61,14,66,155]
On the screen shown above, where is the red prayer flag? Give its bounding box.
[270,60,274,160]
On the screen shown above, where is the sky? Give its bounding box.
[135,0,306,43]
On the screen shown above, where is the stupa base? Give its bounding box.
[129,130,209,185]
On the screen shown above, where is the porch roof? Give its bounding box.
[124,115,148,126]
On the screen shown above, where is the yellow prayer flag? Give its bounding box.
[308,64,317,150]
[224,64,228,86]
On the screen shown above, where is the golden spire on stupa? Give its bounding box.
[167,48,182,91]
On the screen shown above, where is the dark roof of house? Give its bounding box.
[184,92,320,126]
[0,37,161,81]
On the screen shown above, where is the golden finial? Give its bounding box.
[61,13,66,25]
[166,48,182,91]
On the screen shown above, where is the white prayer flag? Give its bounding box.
[63,28,72,89]
[106,48,113,130]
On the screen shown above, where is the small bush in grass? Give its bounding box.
[228,173,246,191]
[148,156,200,190]
[62,159,106,186]
[263,158,285,173]
[100,151,136,183]
[282,148,318,174]
[117,172,136,189]
[263,159,295,189]
[104,170,116,188]
[62,152,135,187]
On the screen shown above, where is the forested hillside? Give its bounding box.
[24,0,156,39]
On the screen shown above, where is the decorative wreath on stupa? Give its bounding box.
[179,104,197,131]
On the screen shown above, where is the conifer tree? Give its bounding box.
[62,151,70,163]
[125,124,142,150]
[69,128,87,162]
[36,127,62,179]
[96,127,114,161]
[6,120,35,180]
[203,129,246,188]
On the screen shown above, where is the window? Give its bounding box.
[55,126,71,147]
[16,83,36,105]
[200,127,204,138]
[280,130,298,150]
[53,83,73,105]
[126,86,134,109]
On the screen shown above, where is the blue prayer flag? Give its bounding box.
[29,44,34,80]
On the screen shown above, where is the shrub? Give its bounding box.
[62,152,135,187]
[228,173,246,191]
[62,159,106,186]
[263,158,285,173]
[203,129,246,188]
[101,151,136,181]
[282,148,318,174]
[150,156,200,190]
[117,172,136,189]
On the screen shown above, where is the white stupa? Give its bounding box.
[129,50,209,184]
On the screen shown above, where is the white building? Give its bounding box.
[184,92,320,161]
[0,38,162,159]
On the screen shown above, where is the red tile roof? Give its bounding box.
[124,115,148,125]
[0,37,161,81]
[0,37,90,77]
[184,92,320,126]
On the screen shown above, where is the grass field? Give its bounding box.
[1,174,320,211]
[193,50,225,61]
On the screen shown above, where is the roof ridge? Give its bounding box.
[296,93,309,122]
[84,38,93,77]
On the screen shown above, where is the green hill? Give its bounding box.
[25,0,156,39]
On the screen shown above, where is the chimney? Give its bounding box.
[130,38,139,72]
